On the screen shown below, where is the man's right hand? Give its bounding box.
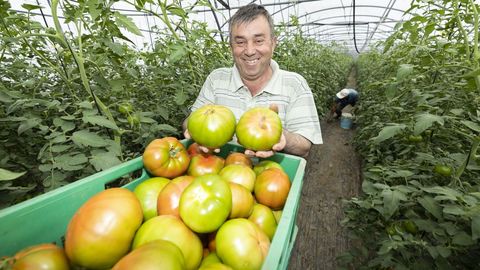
[183,129,220,154]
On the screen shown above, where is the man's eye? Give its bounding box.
[256,39,264,44]
[236,40,245,45]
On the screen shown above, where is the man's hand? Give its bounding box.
[244,132,286,158]
[183,129,220,154]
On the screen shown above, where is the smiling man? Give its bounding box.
[184,4,322,158]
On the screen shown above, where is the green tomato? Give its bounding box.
[187,105,236,149]
[403,220,418,234]
[118,103,133,115]
[179,174,232,233]
[434,164,452,177]
[407,135,423,143]
[127,114,140,125]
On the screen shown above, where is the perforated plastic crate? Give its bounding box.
[0,139,306,270]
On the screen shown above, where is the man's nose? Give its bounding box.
[244,41,256,55]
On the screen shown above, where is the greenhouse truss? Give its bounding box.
[8,0,420,54]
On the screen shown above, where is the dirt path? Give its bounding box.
[288,68,362,270]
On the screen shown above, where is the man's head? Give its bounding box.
[228,4,277,83]
[336,89,350,99]
[229,4,275,42]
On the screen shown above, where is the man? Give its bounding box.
[330,88,358,119]
[183,4,322,158]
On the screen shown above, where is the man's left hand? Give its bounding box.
[244,132,286,158]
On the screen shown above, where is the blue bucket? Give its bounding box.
[340,113,354,129]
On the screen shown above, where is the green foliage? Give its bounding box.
[0,1,351,208]
[340,0,480,269]
[275,20,353,116]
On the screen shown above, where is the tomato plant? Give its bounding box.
[143,137,190,178]
[236,107,283,151]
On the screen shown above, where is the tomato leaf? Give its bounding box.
[418,196,442,219]
[396,64,414,82]
[82,115,119,130]
[0,168,26,181]
[372,124,406,144]
[21,4,43,11]
[18,118,42,135]
[381,189,406,220]
[90,151,122,171]
[114,12,143,36]
[443,204,465,215]
[72,130,109,147]
[461,120,480,133]
[452,232,475,246]
[471,215,480,241]
[422,186,462,200]
[414,113,444,135]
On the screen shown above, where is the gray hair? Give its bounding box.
[228,4,275,42]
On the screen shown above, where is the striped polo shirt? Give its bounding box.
[191,60,323,145]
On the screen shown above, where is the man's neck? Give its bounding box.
[243,66,273,96]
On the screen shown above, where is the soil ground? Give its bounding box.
[288,68,363,270]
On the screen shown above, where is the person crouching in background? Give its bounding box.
[329,88,358,120]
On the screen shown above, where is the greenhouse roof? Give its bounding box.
[10,0,416,54]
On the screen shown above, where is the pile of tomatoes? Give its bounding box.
[4,105,292,270]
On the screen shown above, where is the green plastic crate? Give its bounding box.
[0,140,306,270]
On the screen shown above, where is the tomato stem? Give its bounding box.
[454,136,480,182]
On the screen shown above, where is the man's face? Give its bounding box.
[230,16,276,82]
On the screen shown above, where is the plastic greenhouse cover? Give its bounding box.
[5,0,457,54]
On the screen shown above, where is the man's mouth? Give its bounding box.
[244,58,259,65]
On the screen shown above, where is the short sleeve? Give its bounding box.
[285,76,323,144]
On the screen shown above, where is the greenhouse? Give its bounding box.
[1,0,480,269]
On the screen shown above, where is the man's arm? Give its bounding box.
[281,130,312,158]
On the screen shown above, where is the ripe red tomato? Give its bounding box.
[187,142,202,156]
[112,240,185,270]
[65,188,143,269]
[254,168,291,210]
[10,243,69,270]
[157,175,194,217]
[225,152,253,168]
[187,104,236,148]
[236,107,283,151]
[187,153,225,177]
[143,137,190,178]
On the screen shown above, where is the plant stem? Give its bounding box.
[51,0,121,146]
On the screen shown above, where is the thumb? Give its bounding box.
[269,104,279,114]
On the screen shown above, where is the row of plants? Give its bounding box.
[340,0,480,269]
[0,0,352,208]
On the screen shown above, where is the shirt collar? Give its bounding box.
[231,59,280,94]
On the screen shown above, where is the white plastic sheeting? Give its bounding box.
[9,0,415,54]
